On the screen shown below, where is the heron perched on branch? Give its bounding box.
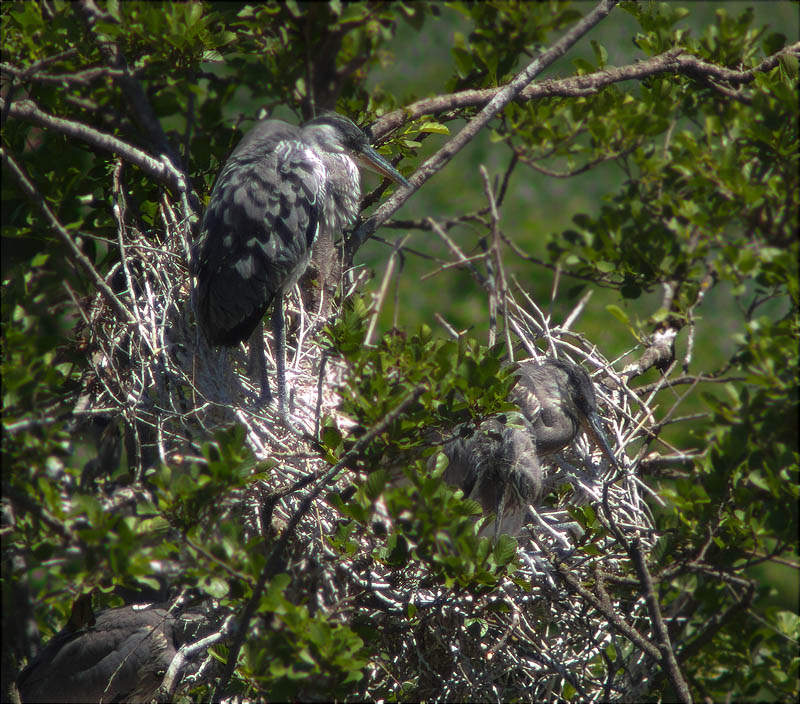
[16,603,206,703]
[439,358,618,538]
[192,113,409,424]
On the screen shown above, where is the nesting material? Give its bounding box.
[69,199,659,701]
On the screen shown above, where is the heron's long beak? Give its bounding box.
[357,145,410,187]
[583,412,619,470]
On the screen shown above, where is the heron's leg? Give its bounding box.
[266,300,307,437]
[246,321,272,405]
[271,298,290,422]
[493,484,508,542]
[256,329,272,405]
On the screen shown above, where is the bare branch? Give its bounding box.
[365,234,411,347]
[534,538,662,662]
[0,148,136,326]
[1,97,191,203]
[371,43,800,140]
[0,61,127,85]
[348,0,620,258]
[629,540,693,703]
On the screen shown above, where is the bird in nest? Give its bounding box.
[16,600,208,703]
[437,358,618,538]
[192,113,409,428]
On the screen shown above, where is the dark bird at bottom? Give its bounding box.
[192,113,409,424]
[16,603,205,703]
[439,358,618,538]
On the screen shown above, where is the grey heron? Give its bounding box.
[438,358,618,538]
[192,113,409,425]
[16,603,206,703]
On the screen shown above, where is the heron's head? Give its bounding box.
[302,113,410,187]
[550,360,618,470]
[518,359,618,469]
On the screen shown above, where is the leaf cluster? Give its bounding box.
[322,299,520,591]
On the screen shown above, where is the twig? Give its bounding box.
[1,98,193,205]
[1,148,136,326]
[427,217,487,286]
[365,234,410,346]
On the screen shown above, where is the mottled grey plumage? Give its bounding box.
[192,113,408,421]
[440,413,542,538]
[511,358,617,465]
[438,359,617,538]
[16,604,205,703]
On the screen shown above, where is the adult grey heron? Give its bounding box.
[192,113,409,424]
[439,358,617,538]
[16,604,206,703]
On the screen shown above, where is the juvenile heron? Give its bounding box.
[438,358,617,538]
[192,113,409,423]
[511,358,618,466]
[439,413,542,538]
[16,604,206,703]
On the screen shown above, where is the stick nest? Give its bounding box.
[70,198,662,702]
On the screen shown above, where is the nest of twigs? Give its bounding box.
[69,193,661,701]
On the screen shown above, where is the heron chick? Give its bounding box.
[192,113,409,424]
[437,358,617,538]
[511,358,618,467]
[439,413,542,539]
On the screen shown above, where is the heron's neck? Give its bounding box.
[321,153,360,234]
[533,406,579,455]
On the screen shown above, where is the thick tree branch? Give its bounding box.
[74,0,182,169]
[0,97,192,206]
[347,0,619,260]
[535,539,662,662]
[638,584,756,700]
[72,0,200,218]
[629,540,693,703]
[371,43,800,140]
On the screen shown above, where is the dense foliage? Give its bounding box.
[2,1,797,701]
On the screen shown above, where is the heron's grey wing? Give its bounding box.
[16,628,83,703]
[501,415,542,505]
[17,606,175,704]
[193,120,325,346]
[440,417,510,514]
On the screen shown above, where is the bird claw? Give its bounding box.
[247,389,309,439]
